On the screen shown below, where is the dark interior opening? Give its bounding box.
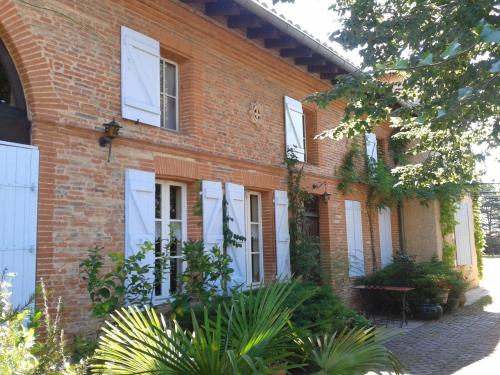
[0,39,30,145]
[304,196,320,238]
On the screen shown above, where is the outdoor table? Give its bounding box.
[352,285,415,327]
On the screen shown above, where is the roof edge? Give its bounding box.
[233,0,358,73]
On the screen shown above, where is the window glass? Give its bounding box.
[165,63,176,96]
[252,253,260,283]
[154,182,185,302]
[250,195,258,223]
[0,61,12,105]
[160,58,178,131]
[170,185,182,220]
[166,97,177,130]
[155,184,162,219]
[246,192,263,284]
[251,224,259,252]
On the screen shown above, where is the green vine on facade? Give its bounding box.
[435,185,462,267]
[472,196,485,278]
[284,148,322,283]
[337,138,400,272]
[337,134,487,278]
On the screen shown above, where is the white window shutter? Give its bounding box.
[225,183,246,288]
[455,200,473,265]
[121,26,161,127]
[365,133,378,164]
[284,96,305,162]
[0,143,39,309]
[378,207,393,267]
[275,190,291,279]
[124,169,156,293]
[345,200,365,276]
[202,181,224,252]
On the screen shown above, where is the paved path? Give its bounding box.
[385,258,500,375]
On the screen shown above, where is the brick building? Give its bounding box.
[0,0,477,334]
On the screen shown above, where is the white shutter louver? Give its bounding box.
[378,207,393,267]
[455,200,474,265]
[284,96,305,162]
[275,190,291,279]
[0,142,39,309]
[345,200,365,276]
[225,183,246,288]
[365,133,378,164]
[121,26,161,127]
[202,181,224,252]
[124,169,156,293]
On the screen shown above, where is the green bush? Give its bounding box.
[174,281,368,337]
[284,282,369,335]
[359,254,467,307]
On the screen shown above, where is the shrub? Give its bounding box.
[80,240,233,319]
[79,243,160,318]
[30,279,69,375]
[359,254,467,307]
[92,282,299,374]
[174,281,368,337]
[284,282,368,335]
[0,275,76,375]
[0,274,38,374]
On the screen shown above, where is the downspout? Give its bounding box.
[233,0,358,74]
[398,203,406,254]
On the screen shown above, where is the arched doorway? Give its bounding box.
[0,38,38,309]
[0,38,30,145]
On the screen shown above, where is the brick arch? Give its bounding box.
[0,0,58,318]
[0,0,61,125]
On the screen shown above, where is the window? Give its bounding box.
[304,108,319,165]
[0,39,30,145]
[303,196,320,238]
[377,138,386,161]
[284,96,305,162]
[245,192,263,284]
[154,181,186,303]
[160,58,178,131]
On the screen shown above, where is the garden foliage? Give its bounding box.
[359,254,468,305]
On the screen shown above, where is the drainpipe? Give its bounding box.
[398,203,406,254]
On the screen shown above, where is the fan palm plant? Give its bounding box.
[92,281,299,374]
[303,327,404,375]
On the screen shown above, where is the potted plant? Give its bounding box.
[435,280,452,304]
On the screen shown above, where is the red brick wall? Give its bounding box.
[0,0,398,333]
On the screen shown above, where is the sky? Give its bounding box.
[261,0,499,183]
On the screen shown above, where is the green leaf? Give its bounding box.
[490,60,500,73]
[394,59,409,69]
[98,287,111,299]
[418,52,433,66]
[480,23,500,44]
[436,109,447,119]
[415,115,425,124]
[458,87,473,100]
[440,38,461,59]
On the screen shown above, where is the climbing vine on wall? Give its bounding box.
[222,195,246,258]
[435,185,463,266]
[472,197,485,278]
[284,148,322,283]
[337,138,401,272]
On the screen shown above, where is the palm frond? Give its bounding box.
[304,327,405,375]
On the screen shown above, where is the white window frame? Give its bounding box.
[160,57,179,131]
[245,191,264,285]
[154,180,187,304]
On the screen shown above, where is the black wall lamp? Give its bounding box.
[312,182,332,204]
[99,118,122,162]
